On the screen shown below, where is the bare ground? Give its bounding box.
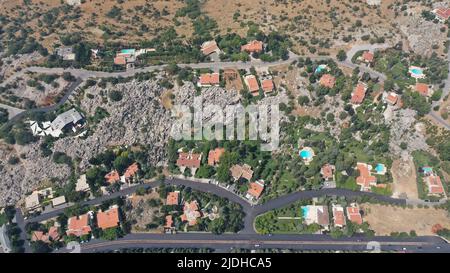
[361,204,450,236]
[391,158,418,200]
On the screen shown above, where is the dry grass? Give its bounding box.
[391,158,419,200]
[0,0,406,54]
[361,203,450,236]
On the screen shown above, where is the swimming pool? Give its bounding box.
[121,49,136,54]
[301,206,309,218]
[315,64,327,74]
[411,68,423,75]
[299,150,312,159]
[375,164,385,173]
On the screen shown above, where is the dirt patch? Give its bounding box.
[223,69,243,92]
[161,90,174,110]
[361,203,450,236]
[126,190,163,233]
[391,158,418,199]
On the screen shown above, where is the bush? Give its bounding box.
[109,90,123,102]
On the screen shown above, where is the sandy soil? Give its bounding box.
[361,203,450,236]
[391,158,418,199]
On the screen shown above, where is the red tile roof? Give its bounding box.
[48,226,60,241]
[105,170,120,184]
[321,164,334,180]
[230,164,253,181]
[181,200,201,226]
[241,40,263,53]
[261,79,274,93]
[31,231,47,242]
[415,83,429,96]
[199,73,220,86]
[176,152,201,168]
[425,175,445,195]
[356,163,377,191]
[435,8,450,20]
[385,92,398,105]
[67,214,92,237]
[208,148,225,166]
[166,191,179,205]
[97,207,120,230]
[332,206,346,227]
[124,162,139,179]
[319,74,336,88]
[346,206,363,225]
[114,55,127,65]
[244,75,260,93]
[247,180,265,199]
[362,51,374,62]
[351,83,367,104]
[201,41,219,55]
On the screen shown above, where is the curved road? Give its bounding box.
[17,177,448,253]
[26,178,408,234]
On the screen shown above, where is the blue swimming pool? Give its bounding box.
[375,164,385,173]
[300,150,312,159]
[315,65,327,74]
[411,68,423,75]
[301,207,309,218]
[121,49,135,54]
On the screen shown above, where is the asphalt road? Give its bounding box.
[56,232,450,253]
[25,178,410,234]
[17,177,450,253]
[1,77,83,130]
[4,46,450,130]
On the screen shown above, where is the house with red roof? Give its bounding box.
[433,7,450,22]
[261,78,274,93]
[121,162,139,183]
[241,40,263,53]
[181,200,202,226]
[332,204,346,228]
[351,82,367,104]
[424,174,445,196]
[361,51,374,64]
[31,226,60,243]
[230,164,253,181]
[198,73,220,87]
[66,212,93,237]
[246,180,265,201]
[97,206,120,230]
[201,40,220,56]
[320,164,335,181]
[244,75,260,96]
[355,162,377,192]
[166,191,180,206]
[208,148,225,166]
[105,170,120,184]
[346,203,363,225]
[319,74,336,88]
[414,83,431,97]
[384,92,398,105]
[176,150,202,175]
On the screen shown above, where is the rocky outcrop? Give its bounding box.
[0,142,71,206]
